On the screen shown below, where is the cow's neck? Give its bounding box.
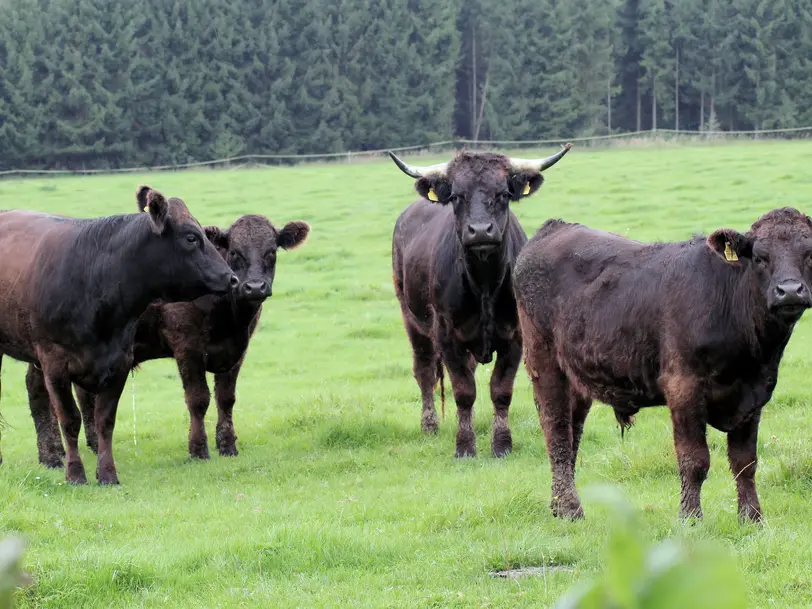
[460,244,510,298]
[86,222,171,340]
[459,238,511,364]
[212,296,263,339]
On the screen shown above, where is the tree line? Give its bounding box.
[1,0,811,170]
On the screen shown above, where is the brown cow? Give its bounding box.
[513,208,812,521]
[0,186,238,484]
[389,145,572,457]
[27,214,310,465]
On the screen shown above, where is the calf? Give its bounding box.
[513,208,812,521]
[389,144,572,457]
[0,186,237,484]
[28,214,310,463]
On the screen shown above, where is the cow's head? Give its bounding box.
[136,185,238,300]
[389,144,572,254]
[708,207,812,322]
[204,215,310,303]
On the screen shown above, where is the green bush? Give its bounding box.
[0,538,25,609]
[555,487,748,609]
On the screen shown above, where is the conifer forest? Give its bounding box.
[1,0,811,169]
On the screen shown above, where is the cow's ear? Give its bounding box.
[204,226,230,253]
[415,177,452,204]
[137,185,169,234]
[278,221,310,250]
[707,228,753,262]
[508,172,544,201]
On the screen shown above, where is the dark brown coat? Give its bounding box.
[513,208,812,521]
[0,187,237,484]
[390,147,571,457]
[28,215,310,465]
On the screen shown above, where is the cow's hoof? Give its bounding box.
[216,427,238,456]
[455,437,477,458]
[455,447,477,458]
[218,444,238,457]
[455,428,477,458]
[190,450,211,461]
[738,503,763,524]
[189,440,210,460]
[421,418,439,434]
[97,473,120,486]
[41,455,64,469]
[551,492,584,520]
[678,497,703,522]
[492,428,513,457]
[66,463,88,485]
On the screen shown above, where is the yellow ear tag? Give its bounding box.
[427,188,439,202]
[522,182,531,196]
[143,205,149,212]
[724,242,738,262]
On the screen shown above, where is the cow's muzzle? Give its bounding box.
[463,222,501,251]
[770,279,812,320]
[240,280,271,302]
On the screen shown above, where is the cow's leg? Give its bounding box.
[0,354,3,466]
[664,376,710,520]
[570,395,593,470]
[439,332,477,458]
[74,386,99,454]
[404,320,440,433]
[25,364,65,468]
[533,367,582,519]
[520,311,582,518]
[42,372,87,484]
[490,339,522,457]
[727,410,762,523]
[214,361,242,457]
[94,374,127,485]
[177,354,211,460]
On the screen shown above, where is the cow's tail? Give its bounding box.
[436,356,445,419]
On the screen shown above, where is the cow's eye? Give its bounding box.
[754,254,768,267]
[185,234,198,245]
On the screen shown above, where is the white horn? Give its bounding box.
[388,151,449,179]
[509,142,573,173]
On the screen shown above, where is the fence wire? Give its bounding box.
[2,126,811,177]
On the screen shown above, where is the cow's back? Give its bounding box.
[0,211,78,361]
[514,220,713,408]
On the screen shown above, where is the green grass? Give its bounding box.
[2,141,812,608]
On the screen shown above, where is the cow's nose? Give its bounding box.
[467,222,494,238]
[228,275,239,289]
[773,279,809,306]
[242,280,268,299]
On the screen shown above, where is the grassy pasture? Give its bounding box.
[1,141,812,608]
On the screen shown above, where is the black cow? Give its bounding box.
[26,214,310,465]
[390,144,572,457]
[513,208,812,521]
[0,186,238,485]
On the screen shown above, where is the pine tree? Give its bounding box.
[615,0,644,131]
[0,0,42,168]
[559,0,621,136]
[638,0,674,131]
